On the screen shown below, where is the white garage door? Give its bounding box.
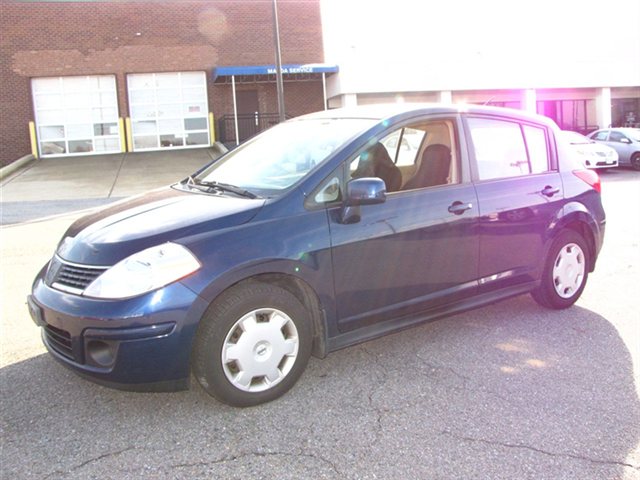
[127,72,210,151]
[32,76,121,156]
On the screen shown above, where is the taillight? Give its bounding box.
[573,169,601,193]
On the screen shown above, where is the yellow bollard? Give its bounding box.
[209,112,215,144]
[118,118,127,152]
[29,121,39,158]
[125,117,133,152]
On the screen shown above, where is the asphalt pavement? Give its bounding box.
[0,147,222,224]
[1,162,639,479]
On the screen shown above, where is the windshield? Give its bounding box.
[562,131,590,145]
[196,118,376,196]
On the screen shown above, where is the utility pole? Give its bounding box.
[272,0,286,122]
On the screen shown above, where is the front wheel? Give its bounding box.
[192,282,312,407]
[532,230,589,309]
[631,153,640,171]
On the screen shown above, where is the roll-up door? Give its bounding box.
[32,75,121,157]
[127,72,210,151]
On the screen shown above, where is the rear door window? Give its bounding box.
[467,117,550,180]
[608,131,628,143]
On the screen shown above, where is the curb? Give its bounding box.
[211,141,229,157]
[0,154,36,181]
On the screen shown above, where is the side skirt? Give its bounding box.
[326,282,538,353]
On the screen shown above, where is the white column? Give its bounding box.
[596,87,612,129]
[322,72,327,110]
[231,75,239,146]
[522,89,537,113]
[343,93,358,107]
[439,91,453,104]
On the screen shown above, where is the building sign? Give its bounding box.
[213,64,339,80]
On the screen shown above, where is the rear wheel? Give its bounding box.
[631,153,640,171]
[192,282,312,407]
[532,230,589,309]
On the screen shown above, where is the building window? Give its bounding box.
[127,72,210,151]
[32,76,121,156]
[612,98,640,127]
[536,99,596,135]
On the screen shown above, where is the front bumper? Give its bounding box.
[584,158,618,169]
[28,275,209,391]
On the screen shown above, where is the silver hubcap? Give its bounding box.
[221,308,299,392]
[552,243,585,299]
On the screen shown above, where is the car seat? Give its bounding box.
[403,144,451,190]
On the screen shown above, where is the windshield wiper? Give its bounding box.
[185,177,258,199]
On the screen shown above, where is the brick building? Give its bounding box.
[0,0,328,166]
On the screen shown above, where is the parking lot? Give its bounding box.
[1,167,639,479]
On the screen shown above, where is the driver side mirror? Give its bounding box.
[620,137,632,144]
[340,177,387,224]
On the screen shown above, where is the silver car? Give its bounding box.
[562,131,618,169]
[587,128,640,170]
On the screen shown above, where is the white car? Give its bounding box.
[587,128,640,170]
[562,131,618,169]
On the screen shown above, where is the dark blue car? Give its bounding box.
[28,104,605,406]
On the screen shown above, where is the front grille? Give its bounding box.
[46,256,108,294]
[44,325,75,360]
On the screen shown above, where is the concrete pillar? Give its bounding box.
[522,89,537,113]
[343,93,358,107]
[596,87,612,129]
[439,91,453,104]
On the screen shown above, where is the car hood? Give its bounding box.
[581,143,616,155]
[57,186,265,265]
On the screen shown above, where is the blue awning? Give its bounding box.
[213,63,338,80]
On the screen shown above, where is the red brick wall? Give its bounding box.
[0,0,324,166]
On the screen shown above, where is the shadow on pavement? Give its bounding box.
[1,297,638,479]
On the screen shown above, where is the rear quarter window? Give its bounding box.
[522,125,550,174]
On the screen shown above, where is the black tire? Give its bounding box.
[192,282,312,407]
[531,230,590,310]
[631,153,640,171]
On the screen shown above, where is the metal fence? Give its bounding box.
[217,113,288,145]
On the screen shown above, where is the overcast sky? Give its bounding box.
[320,0,640,91]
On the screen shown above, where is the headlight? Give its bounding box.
[84,243,201,299]
[579,150,596,158]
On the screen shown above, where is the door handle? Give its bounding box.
[448,201,473,215]
[541,186,560,197]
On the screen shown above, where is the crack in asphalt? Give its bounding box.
[441,430,639,471]
[169,450,341,476]
[42,446,137,479]
[360,345,391,447]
